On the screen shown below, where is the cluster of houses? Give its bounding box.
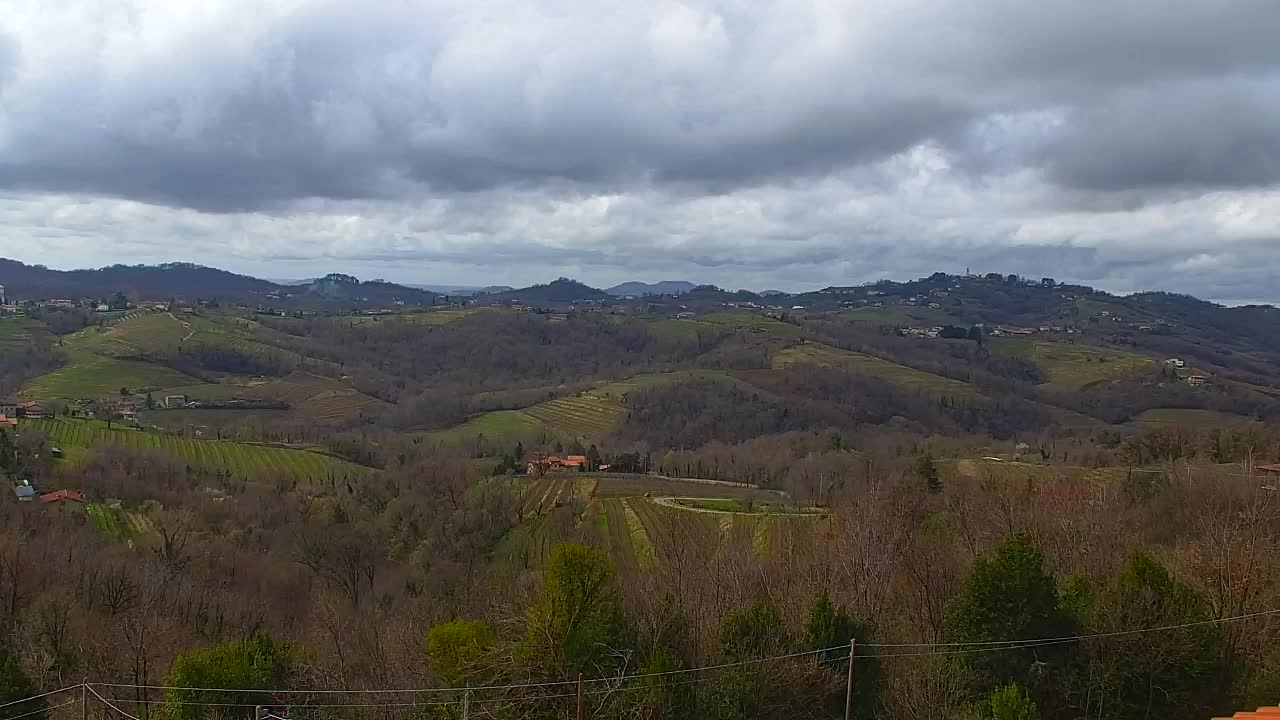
[525,452,590,476]
[1164,358,1209,387]
[0,400,44,425]
[12,484,85,505]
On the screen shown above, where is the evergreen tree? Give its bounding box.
[945,533,1077,709]
[0,650,41,720]
[1087,552,1226,720]
[916,453,942,494]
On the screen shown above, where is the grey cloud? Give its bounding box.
[1034,78,1280,192]
[4,1,1280,211]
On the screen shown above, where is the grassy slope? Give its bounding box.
[24,417,372,483]
[429,370,727,445]
[22,350,201,400]
[700,312,807,337]
[772,341,980,397]
[989,337,1153,389]
[426,410,549,447]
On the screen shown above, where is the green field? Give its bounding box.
[989,338,1152,389]
[429,371,725,444]
[842,303,962,326]
[427,410,549,447]
[772,341,980,396]
[0,317,40,347]
[22,350,201,400]
[701,312,807,337]
[86,503,159,542]
[23,417,372,483]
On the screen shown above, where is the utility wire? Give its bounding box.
[85,687,141,720]
[0,686,83,710]
[1,699,81,720]
[75,605,1280,702]
[862,607,1280,648]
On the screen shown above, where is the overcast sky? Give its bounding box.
[2,1,1280,301]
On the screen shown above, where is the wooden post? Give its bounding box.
[80,680,87,720]
[462,690,470,720]
[844,638,856,720]
[577,672,585,720]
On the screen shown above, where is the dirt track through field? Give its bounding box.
[652,496,826,516]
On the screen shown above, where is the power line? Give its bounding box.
[85,687,141,720]
[63,606,1280,705]
[0,686,83,711]
[862,607,1280,649]
[1,698,80,720]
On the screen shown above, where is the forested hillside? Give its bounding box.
[3,265,1280,720]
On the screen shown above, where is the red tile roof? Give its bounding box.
[1258,464,1280,474]
[38,489,85,504]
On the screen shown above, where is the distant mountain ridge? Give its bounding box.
[489,278,611,303]
[606,280,697,297]
[0,259,437,307]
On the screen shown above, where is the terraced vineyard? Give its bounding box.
[244,372,387,419]
[23,417,372,483]
[772,341,980,397]
[75,312,190,356]
[523,395,626,438]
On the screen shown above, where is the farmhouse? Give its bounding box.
[525,452,589,476]
[1258,464,1280,478]
[1164,358,1186,369]
[17,401,46,419]
[1187,374,1208,387]
[39,489,85,504]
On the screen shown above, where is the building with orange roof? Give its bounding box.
[38,489,85,504]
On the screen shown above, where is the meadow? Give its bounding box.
[22,350,201,400]
[772,341,980,396]
[988,337,1153,389]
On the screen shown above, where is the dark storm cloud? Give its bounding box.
[3,1,1278,212]
[1036,79,1280,192]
